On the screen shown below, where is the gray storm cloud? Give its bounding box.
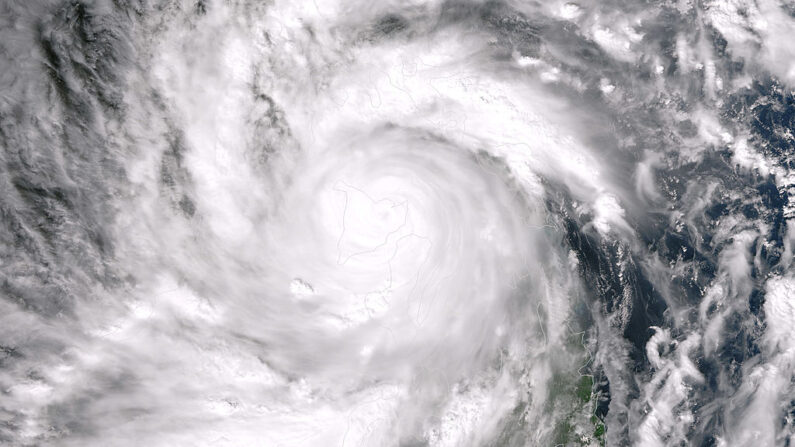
[1,0,794,446]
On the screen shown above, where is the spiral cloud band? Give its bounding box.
[1,0,794,445]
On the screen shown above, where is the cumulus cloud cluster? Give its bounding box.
[1,0,793,445]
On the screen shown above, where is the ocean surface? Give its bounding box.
[1,0,794,445]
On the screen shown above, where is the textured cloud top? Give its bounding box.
[1,0,793,446]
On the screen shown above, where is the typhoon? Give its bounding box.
[1,0,794,446]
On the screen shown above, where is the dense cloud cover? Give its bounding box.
[1,0,793,445]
